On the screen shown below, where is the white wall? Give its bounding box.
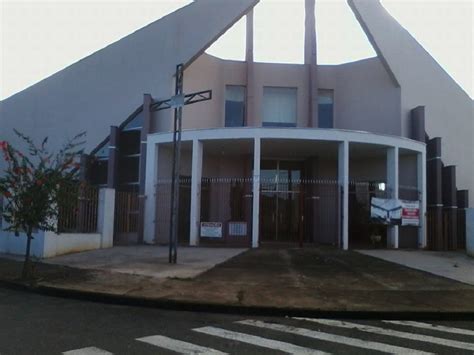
[0,188,115,258]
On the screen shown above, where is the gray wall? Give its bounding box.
[0,0,258,172]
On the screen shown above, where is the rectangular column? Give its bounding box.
[338,141,349,250]
[305,0,318,127]
[137,94,153,243]
[252,137,261,248]
[387,146,399,248]
[189,139,203,246]
[107,126,120,188]
[245,10,256,127]
[417,150,427,248]
[143,143,158,244]
[443,165,457,250]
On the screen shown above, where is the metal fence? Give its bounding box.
[114,190,139,235]
[58,184,99,233]
[201,177,253,246]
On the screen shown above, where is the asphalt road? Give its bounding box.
[1,287,474,355]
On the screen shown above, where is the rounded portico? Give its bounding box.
[143,127,426,250]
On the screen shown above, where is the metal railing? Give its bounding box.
[58,184,99,233]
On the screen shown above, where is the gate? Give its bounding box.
[114,190,139,244]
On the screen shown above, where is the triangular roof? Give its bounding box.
[0,0,258,153]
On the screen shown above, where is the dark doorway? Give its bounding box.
[260,160,303,244]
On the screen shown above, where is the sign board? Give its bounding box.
[400,200,420,226]
[200,222,222,238]
[371,197,420,226]
[170,94,185,108]
[228,222,247,236]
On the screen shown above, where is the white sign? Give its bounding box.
[200,222,222,238]
[401,200,420,226]
[228,222,247,236]
[371,197,420,226]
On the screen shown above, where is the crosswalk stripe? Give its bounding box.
[238,319,432,355]
[62,347,113,355]
[383,320,474,336]
[296,318,474,351]
[193,326,327,354]
[136,335,227,355]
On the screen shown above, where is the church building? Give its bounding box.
[1,0,472,257]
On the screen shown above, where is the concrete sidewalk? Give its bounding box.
[1,247,474,314]
[42,246,246,279]
[357,249,474,285]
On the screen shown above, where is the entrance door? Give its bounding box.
[260,160,303,243]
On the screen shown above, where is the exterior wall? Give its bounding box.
[42,232,103,258]
[467,209,474,257]
[0,188,115,258]
[349,0,474,207]
[0,230,46,258]
[319,58,401,135]
[171,54,401,136]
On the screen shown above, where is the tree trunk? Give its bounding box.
[22,227,33,280]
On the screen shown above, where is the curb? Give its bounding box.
[1,279,474,320]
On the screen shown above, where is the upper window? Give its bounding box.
[318,89,334,128]
[263,87,297,127]
[225,85,246,127]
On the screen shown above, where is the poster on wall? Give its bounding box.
[228,222,247,237]
[200,222,222,238]
[400,200,420,226]
[370,197,402,224]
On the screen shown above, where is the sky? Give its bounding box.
[0,0,472,100]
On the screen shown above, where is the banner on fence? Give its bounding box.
[200,222,222,238]
[400,200,420,226]
[371,197,420,226]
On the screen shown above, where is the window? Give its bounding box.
[318,89,334,128]
[263,87,297,127]
[225,85,246,127]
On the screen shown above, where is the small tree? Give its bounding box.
[0,130,85,279]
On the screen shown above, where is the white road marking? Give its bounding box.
[193,326,327,354]
[136,335,227,355]
[296,318,474,351]
[383,320,474,337]
[62,347,113,355]
[239,319,432,355]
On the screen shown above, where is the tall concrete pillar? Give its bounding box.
[252,137,261,248]
[245,10,256,127]
[410,106,426,142]
[189,139,203,246]
[338,141,349,250]
[305,0,318,128]
[137,94,152,243]
[427,137,443,249]
[143,143,159,244]
[417,150,427,248]
[107,126,120,189]
[457,189,469,249]
[386,147,399,248]
[443,165,457,250]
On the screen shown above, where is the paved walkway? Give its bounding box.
[357,250,474,285]
[43,246,246,279]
